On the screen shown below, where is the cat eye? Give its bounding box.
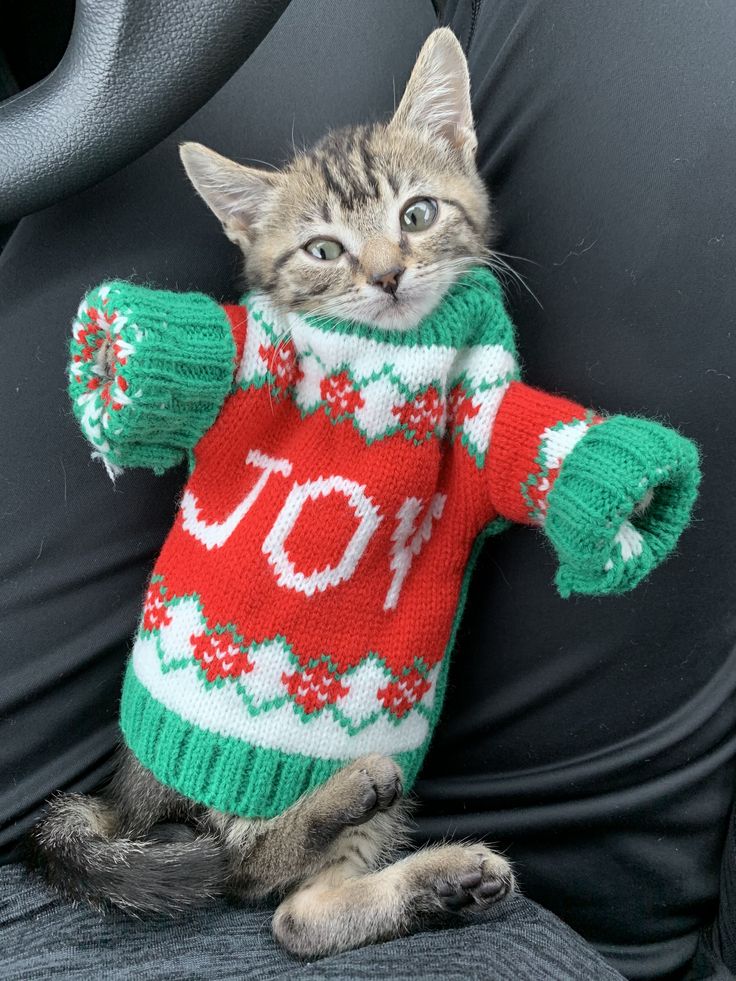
[401,198,438,232]
[304,238,344,261]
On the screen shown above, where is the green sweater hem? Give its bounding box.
[120,664,424,817]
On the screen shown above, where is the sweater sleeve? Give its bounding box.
[69,282,247,475]
[486,380,701,597]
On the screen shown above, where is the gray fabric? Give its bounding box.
[0,864,624,980]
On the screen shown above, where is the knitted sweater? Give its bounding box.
[68,269,700,818]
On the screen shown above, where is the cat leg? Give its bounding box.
[107,744,200,834]
[272,842,515,959]
[208,753,404,900]
[29,745,226,913]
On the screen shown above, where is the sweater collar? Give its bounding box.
[242,266,505,353]
[235,265,519,462]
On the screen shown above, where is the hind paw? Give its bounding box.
[406,844,515,924]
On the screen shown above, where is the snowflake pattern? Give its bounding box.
[377,668,431,719]
[191,630,255,684]
[392,386,444,442]
[281,660,350,715]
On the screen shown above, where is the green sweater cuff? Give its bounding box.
[69,281,236,474]
[545,415,701,597]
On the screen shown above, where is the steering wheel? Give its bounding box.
[0,0,292,224]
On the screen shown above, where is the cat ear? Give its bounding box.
[391,28,477,160]
[179,142,280,240]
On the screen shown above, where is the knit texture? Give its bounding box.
[69,282,239,474]
[545,415,701,597]
[68,268,701,818]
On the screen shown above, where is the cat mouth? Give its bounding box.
[360,288,437,330]
[310,282,446,331]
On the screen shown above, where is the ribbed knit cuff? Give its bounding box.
[120,665,424,818]
[545,416,701,597]
[69,281,237,474]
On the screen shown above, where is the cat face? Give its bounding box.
[181,29,489,330]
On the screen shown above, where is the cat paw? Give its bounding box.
[341,754,403,825]
[309,755,403,844]
[408,844,515,922]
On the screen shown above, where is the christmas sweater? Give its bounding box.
[68,269,700,819]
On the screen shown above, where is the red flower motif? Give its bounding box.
[191,630,254,684]
[377,668,430,719]
[259,339,303,395]
[320,372,364,416]
[392,386,444,441]
[282,660,349,715]
[142,580,172,632]
[447,384,480,429]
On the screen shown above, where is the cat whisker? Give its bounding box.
[487,248,540,267]
[482,249,543,309]
[290,116,299,159]
[263,327,295,414]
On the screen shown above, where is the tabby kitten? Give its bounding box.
[31,29,515,959]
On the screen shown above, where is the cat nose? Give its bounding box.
[370,267,404,296]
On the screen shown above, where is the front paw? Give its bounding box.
[309,755,403,844]
[343,754,403,824]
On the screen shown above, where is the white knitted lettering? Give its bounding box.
[384,494,446,611]
[263,476,382,596]
[181,449,292,550]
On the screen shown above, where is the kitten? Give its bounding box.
[30,29,515,959]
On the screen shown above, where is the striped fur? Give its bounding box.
[180,28,490,331]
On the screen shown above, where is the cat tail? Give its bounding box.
[27,793,228,914]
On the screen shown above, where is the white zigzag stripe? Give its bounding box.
[237,293,517,453]
[539,419,591,471]
[131,630,434,760]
